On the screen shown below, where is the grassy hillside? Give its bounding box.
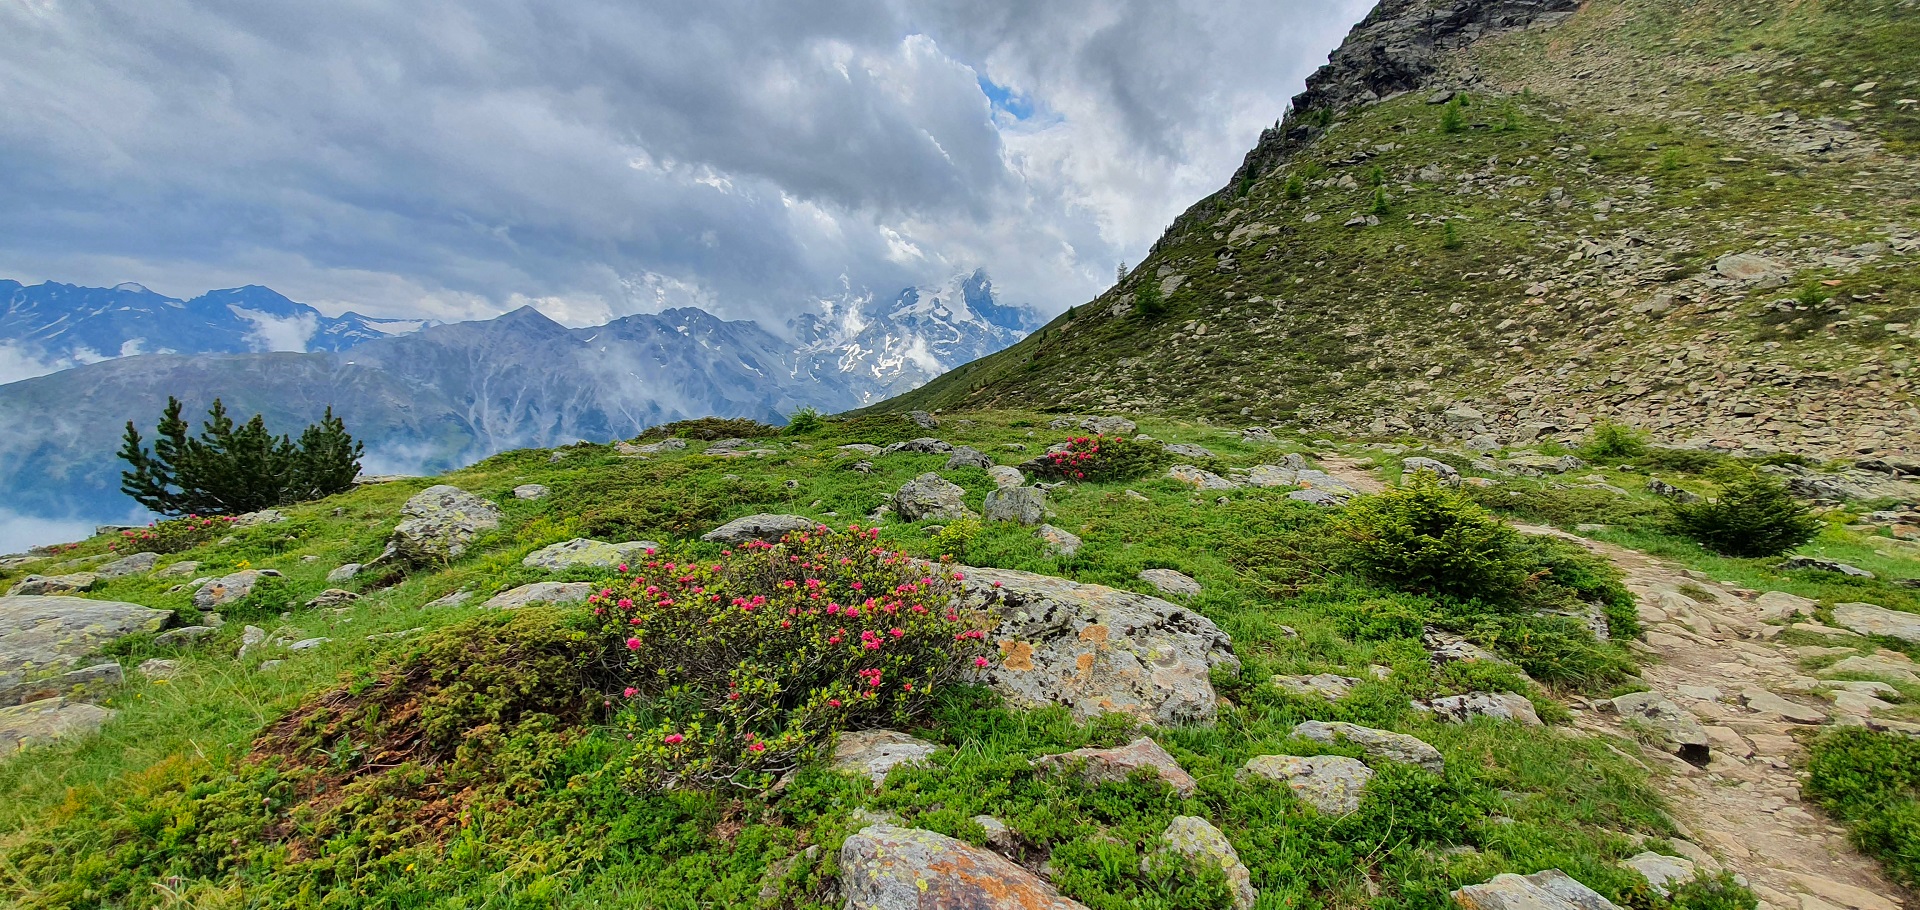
[869,0,1920,457]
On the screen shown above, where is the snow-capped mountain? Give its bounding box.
[0,280,431,382]
[793,269,1041,404]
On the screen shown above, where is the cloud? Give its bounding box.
[0,341,69,385]
[0,509,103,555]
[0,0,1369,326]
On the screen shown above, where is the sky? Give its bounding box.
[0,0,1370,329]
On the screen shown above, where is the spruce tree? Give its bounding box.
[118,399,363,516]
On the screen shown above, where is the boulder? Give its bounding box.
[153,626,216,647]
[1645,478,1701,504]
[0,697,115,754]
[237,625,268,659]
[1032,737,1197,795]
[1163,443,1215,460]
[1151,816,1256,910]
[1754,590,1816,621]
[1824,655,1920,684]
[327,563,363,584]
[945,446,996,471]
[231,509,287,528]
[305,589,360,609]
[1292,469,1362,500]
[1139,569,1201,598]
[1453,869,1623,910]
[831,729,940,786]
[95,552,160,579]
[0,595,173,691]
[1080,416,1137,436]
[156,561,200,578]
[893,474,977,522]
[1169,464,1238,490]
[1403,457,1461,487]
[1035,524,1083,557]
[839,443,885,456]
[701,514,819,545]
[522,538,661,571]
[1240,754,1373,815]
[1832,602,1920,643]
[839,824,1088,910]
[1609,692,1710,764]
[617,438,689,456]
[1293,721,1445,773]
[1288,489,1345,508]
[988,465,1026,489]
[1242,427,1279,445]
[0,661,124,708]
[983,487,1046,526]
[1244,465,1299,488]
[7,573,99,596]
[908,410,939,429]
[1778,556,1874,578]
[1273,673,1359,700]
[1622,852,1697,896]
[1714,252,1792,282]
[482,582,593,610]
[512,483,551,500]
[192,570,283,609]
[1506,454,1585,475]
[885,438,954,455]
[1416,691,1543,726]
[1739,688,1828,724]
[381,485,503,564]
[956,567,1239,725]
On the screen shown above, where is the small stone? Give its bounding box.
[972,815,1016,852]
[831,729,940,787]
[326,563,363,584]
[1139,569,1201,598]
[1293,720,1444,773]
[908,410,939,429]
[154,625,217,647]
[237,625,268,659]
[1241,754,1373,815]
[701,514,818,544]
[1151,816,1256,910]
[1035,524,1083,557]
[1032,737,1197,795]
[286,637,331,651]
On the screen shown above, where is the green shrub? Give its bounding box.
[1635,447,1728,474]
[637,416,779,441]
[785,406,825,435]
[1580,421,1650,461]
[1285,173,1307,200]
[1333,474,1526,602]
[1029,435,1170,483]
[1370,186,1390,217]
[109,514,240,555]
[1440,98,1466,134]
[1441,220,1463,250]
[1668,472,1820,557]
[1133,281,1168,318]
[594,526,995,789]
[1807,727,1920,886]
[931,517,983,560]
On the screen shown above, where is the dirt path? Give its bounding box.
[1517,525,1910,910]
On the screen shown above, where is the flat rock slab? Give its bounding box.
[1832,602,1920,643]
[1293,720,1444,773]
[1035,524,1082,557]
[95,552,159,579]
[482,582,593,610]
[1622,852,1696,895]
[512,483,550,500]
[1740,688,1828,725]
[1824,655,1920,685]
[7,573,99,596]
[1155,816,1256,910]
[1169,464,1237,490]
[1417,691,1542,727]
[1138,569,1201,598]
[1033,736,1197,796]
[0,696,115,753]
[0,595,172,690]
[832,729,940,787]
[193,570,283,609]
[841,824,1088,910]
[0,661,123,708]
[522,538,660,571]
[1611,691,1711,764]
[701,514,818,545]
[893,473,976,522]
[957,566,1239,725]
[1273,673,1359,700]
[1453,869,1623,910]
[1241,754,1373,815]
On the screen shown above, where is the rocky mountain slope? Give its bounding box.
[870,0,1920,460]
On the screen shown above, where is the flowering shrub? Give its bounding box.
[111,514,239,554]
[590,525,995,790]
[1029,435,1169,482]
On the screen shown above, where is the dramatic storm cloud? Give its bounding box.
[0,0,1370,326]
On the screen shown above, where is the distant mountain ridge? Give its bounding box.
[0,270,1039,528]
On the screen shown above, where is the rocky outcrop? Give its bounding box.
[193,569,283,608]
[0,696,115,754]
[522,538,660,571]
[892,473,976,522]
[482,582,592,610]
[831,730,940,787]
[0,595,172,691]
[956,566,1239,725]
[1241,754,1373,815]
[1452,869,1623,910]
[1293,720,1444,773]
[1415,691,1542,726]
[701,514,818,545]
[1032,737,1197,796]
[1609,692,1710,765]
[839,824,1088,910]
[380,485,503,564]
[983,487,1046,526]
[0,662,123,709]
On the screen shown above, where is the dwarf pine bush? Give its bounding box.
[1029,435,1169,482]
[1579,421,1650,461]
[1333,473,1525,603]
[591,525,995,789]
[1668,472,1821,557]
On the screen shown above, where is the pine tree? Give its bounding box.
[117,399,363,516]
[292,406,365,501]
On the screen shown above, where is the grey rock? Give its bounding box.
[1080,416,1137,436]
[1778,556,1874,578]
[839,824,1089,910]
[617,438,689,456]
[257,659,285,672]
[0,595,172,691]
[1832,602,1920,643]
[885,437,954,455]
[95,552,159,579]
[957,567,1239,725]
[153,626,216,647]
[381,485,503,564]
[839,443,884,456]
[286,637,331,651]
[1292,469,1361,499]
[1169,464,1238,490]
[972,815,1016,852]
[701,514,818,545]
[1293,720,1445,773]
[893,473,976,522]
[756,845,822,906]
[1033,737,1197,795]
[1138,569,1200,598]
[7,573,99,596]
[1151,816,1256,910]
[1241,754,1373,815]
[0,661,124,708]
[945,446,996,471]
[1273,673,1360,700]
[1403,457,1461,487]
[1645,478,1701,504]
[137,658,180,679]
[304,589,360,609]
[425,589,474,609]
[0,697,115,754]
[1623,852,1697,896]
[1162,443,1215,459]
[1825,656,1920,684]
[231,509,287,528]
[1242,426,1280,445]
[1506,454,1585,475]
[988,465,1025,489]
[156,561,200,578]
[512,483,550,500]
[983,486,1046,526]
[522,538,661,571]
[192,570,283,609]
[1610,692,1711,764]
[482,582,593,610]
[1740,688,1828,724]
[326,563,363,584]
[1244,464,1299,487]
[1415,691,1542,726]
[909,410,939,429]
[1714,252,1792,282]
[237,625,268,659]
[1453,869,1623,910]
[1035,524,1083,557]
[831,729,940,786]
[1288,489,1346,507]
[1754,590,1817,621]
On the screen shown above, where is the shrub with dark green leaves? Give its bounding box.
[784,406,825,435]
[636,416,779,441]
[1807,727,1920,886]
[1132,281,1167,318]
[1579,421,1650,461]
[1028,435,1170,483]
[1668,473,1821,557]
[1333,474,1526,602]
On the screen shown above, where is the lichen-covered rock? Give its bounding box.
[326,563,363,584]
[1293,720,1445,773]
[1403,457,1461,487]
[1609,692,1710,764]
[512,483,551,500]
[305,589,361,609]
[1161,442,1215,460]
[1035,524,1082,557]
[1169,464,1238,490]
[1138,569,1201,598]
[156,561,200,578]
[1151,816,1256,910]
[138,658,180,679]
[7,573,99,596]
[1080,416,1137,436]
[153,626,215,647]
[1452,869,1623,910]
[841,824,1088,910]
[984,487,1046,526]
[232,509,287,528]
[701,514,819,544]
[945,446,996,471]
[831,729,940,786]
[956,566,1239,725]
[0,595,173,691]
[0,662,124,708]
[1832,602,1920,643]
[1244,464,1300,488]
[989,465,1026,489]
[0,696,115,753]
[482,582,593,610]
[909,410,940,429]
[1416,691,1542,726]
[885,437,954,455]
[381,485,503,564]
[893,473,976,522]
[1241,754,1373,815]
[1273,673,1359,700]
[192,569,283,609]
[95,552,159,579]
[1622,852,1697,895]
[522,538,660,571]
[1032,737,1197,796]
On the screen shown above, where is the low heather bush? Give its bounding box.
[1029,435,1169,482]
